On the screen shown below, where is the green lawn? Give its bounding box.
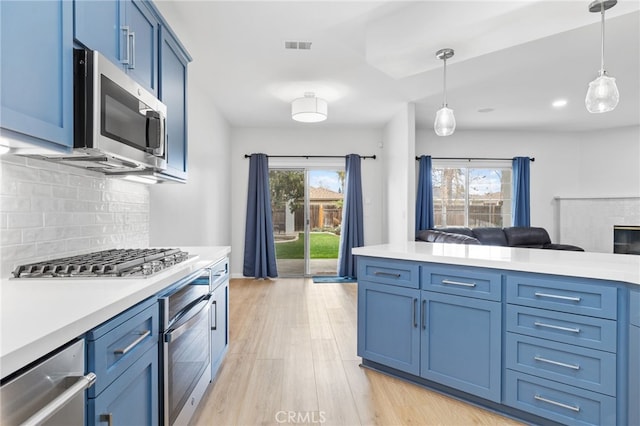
[275,232,340,259]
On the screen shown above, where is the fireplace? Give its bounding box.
[613,225,640,255]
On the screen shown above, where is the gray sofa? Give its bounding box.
[416,227,584,251]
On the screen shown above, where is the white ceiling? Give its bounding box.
[155,0,640,132]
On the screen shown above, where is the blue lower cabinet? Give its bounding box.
[420,291,502,402]
[357,281,420,375]
[85,298,159,425]
[630,324,639,426]
[87,344,159,426]
[505,370,616,426]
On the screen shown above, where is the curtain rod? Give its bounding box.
[244,154,376,160]
[415,156,535,162]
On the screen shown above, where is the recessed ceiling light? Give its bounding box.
[552,99,568,108]
[478,108,494,113]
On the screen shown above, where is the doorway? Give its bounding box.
[269,168,344,277]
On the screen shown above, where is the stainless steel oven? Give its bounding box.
[159,269,212,426]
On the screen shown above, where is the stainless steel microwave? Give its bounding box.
[66,48,167,172]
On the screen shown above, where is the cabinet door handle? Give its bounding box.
[374,271,401,279]
[534,292,581,302]
[412,298,418,328]
[121,26,130,65]
[534,394,580,412]
[534,356,581,370]
[211,300,217,331]
[114,330,151,355]
[534,321,581,334]
[100,413,113,426]
[441,279,476,288]
[128,31,136,70]
[421,299,427,329]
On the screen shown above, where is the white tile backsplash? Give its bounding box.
[0,155,150,277]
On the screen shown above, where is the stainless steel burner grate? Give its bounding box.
[12,248,189,278]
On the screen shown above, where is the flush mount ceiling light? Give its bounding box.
[291,92,328,123]
[434,48,456,136]
[585,0,619,113]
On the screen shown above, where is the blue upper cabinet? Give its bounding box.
[74,0,158,95]
[158,28,191,181]
[0,0,73,150]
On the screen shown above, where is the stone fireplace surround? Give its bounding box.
[555,196,640,253]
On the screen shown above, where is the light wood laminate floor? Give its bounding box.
[190,278,522,426]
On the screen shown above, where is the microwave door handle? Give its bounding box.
[145,111,163,156]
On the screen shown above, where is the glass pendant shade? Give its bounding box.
[585,73,619,113]
[585,0,619,113]
[434,106,456,136]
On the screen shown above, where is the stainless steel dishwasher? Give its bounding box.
[0,339,96,425]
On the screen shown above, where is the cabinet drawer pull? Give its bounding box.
[421,299,427,329]
[114,330,151,355]
[441,279,476,288]
[412,298,418,328]
[534,394,580,412]
[534,356,581,370]
[374,271,401,279]
[534,321,581,334]
[534,292,581,302]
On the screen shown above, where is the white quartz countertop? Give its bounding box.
[0,246,230,379]
[353,242,640,285]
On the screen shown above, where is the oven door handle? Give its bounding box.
[164,294,211,343]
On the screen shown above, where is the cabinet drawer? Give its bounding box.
[358,257,419,289]
[421,264,501,301]
[86,298,159,397]
[506,333,616,396]
[506,305,617,352]
[631,290,640,327]
[505,371,616,426]
[506,274,617,319]
[210,257,229,289]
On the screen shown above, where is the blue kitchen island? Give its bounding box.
[353,242,640,426]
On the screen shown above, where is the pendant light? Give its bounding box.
[291,92,328,123]
[434,48,456,136]
[585,0,619,113]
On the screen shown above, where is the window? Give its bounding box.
[432,163,512,228]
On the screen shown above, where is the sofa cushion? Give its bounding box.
[416,230,481,245]
[504,227,551,247]
[472,227,509,246]
[435,227,475,238]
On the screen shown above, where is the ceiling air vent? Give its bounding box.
[284,41,312,50]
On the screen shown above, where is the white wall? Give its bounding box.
[229,127,384,277]
[415,125,640,251]
[0,156,149,276]
[383,104,416,244]
[149,87,231,248]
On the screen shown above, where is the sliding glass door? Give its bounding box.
[270,167,344,277]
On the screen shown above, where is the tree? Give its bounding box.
[269,170,304,214]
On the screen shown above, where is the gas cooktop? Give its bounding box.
[12,248,190,278]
